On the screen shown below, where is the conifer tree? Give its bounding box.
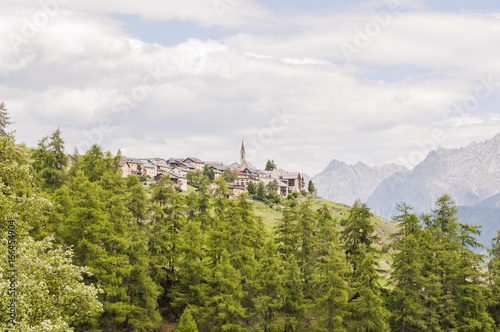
[257,182,266,200]
[247,181,256,195]
[265,159,277,171]
[296,201,317,296]
[171,211,210,314]
[488,230,500,327]
[125,175,148,224]
[0,133,102,331]
[32,128,69,191]
[341,200,379,276]
[282,257,306,331]
[454,223,494,331]
[252,240,285,331]
[348,253,390,332]
[307,180,316,194]
[312,206,349,331]
[203,251,246,331]
[0,101,11,136]
[390,204,427,331]
[177,308,199,332]
[274,206,298,261]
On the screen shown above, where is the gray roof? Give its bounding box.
[122,157,143,164]
[184,157,205,164]
[207,163,227,172]
[281,172,301,179]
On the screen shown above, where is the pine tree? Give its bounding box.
[347,254,390,332]
[488,230,500,327]
[177,308,199,332]
[307,180,316,194]
[32,128,69,191]
[0,133,102,331]
[454,223,494,331]
[312,205,349,331]
[171,217,210,315]
[44,146,163,331]
[296,201,317,296]
[265,159,277,171]
[252,240,285,331]
[274,206,298,261]
[282,257,306,331]
[247,181,256,195]
[0,101,11,136]
[341,200,379,276]
[125,175,148,224]
[390,204,427,331]
[257,182,266,200]
[203,251,246,331]
[419,194,494,331]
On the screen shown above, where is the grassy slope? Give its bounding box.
[253,198,398,245]
[252,198,399,284]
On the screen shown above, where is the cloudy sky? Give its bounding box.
[2,0,500,175]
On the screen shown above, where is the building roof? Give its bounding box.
[280,172,301,179]
[207,162,227,172]
[184,157,205,164]
[122,157,144,164]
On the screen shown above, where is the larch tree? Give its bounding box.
[0,133,102,331]
[390,204,427,331]
[347,254,390,332]
[0,102,11,136]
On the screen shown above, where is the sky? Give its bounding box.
[1,0,500,176]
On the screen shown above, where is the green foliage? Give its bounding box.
[488,231,500,327]
[341,199,379,275]
[187,170,204,187]
[266,179,279,194]
[390,204,427,331]
[203,165,215,181]
[265,159,277,171]
[32,128,69,191]
[223,167,236,183]
[347,254,390,332]
[8,129,500,331]
[307,180,316,194]
[177,308,199,331]
[0,133,102,331]
[257,182,266,201]
[247,181,256,195]
[0,101,11,136]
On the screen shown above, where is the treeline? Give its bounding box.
[4,127,500,331]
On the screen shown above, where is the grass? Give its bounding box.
[250,197,399,287]
[252,201,282,232]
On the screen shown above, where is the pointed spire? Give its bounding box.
[240,139,246,166]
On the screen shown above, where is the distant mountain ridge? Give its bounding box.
[312,159,408,206]
[367,132,500,218]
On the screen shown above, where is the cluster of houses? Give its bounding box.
[119,141,306,198]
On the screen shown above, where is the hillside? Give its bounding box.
[252,198,398,275]
[252,198,398,244]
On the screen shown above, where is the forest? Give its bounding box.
[1,127,500,331]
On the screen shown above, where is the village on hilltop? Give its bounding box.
[120,141,306,198]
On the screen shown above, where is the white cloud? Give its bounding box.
[1,2,500,176]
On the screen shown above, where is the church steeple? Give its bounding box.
[240,139,246,165]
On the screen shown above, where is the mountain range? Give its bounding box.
[313,132,500,247]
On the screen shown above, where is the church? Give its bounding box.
[228,140,258,174]
[229,140,306,196]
